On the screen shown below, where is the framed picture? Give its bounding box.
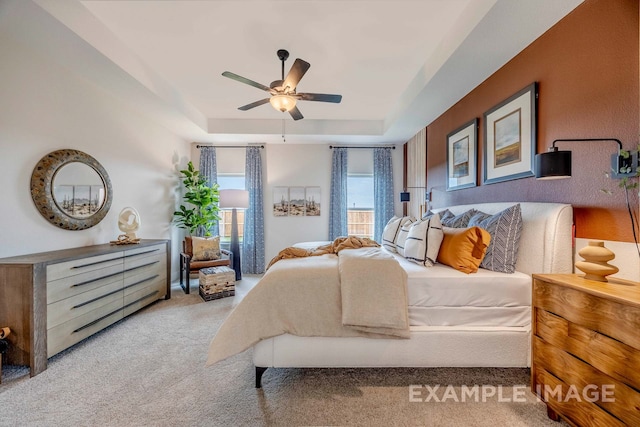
[304,187,321,216]
[273,186,289,216]
[446,118,478,191]
[288,186,306,216]
[483,82,537,185]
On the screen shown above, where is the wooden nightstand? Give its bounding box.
[531,274,640,426]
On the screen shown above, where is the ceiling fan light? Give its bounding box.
[270,94,296,112]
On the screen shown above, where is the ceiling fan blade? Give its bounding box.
[238,98,271,111]
[289,106,304,121]
[283,59,310,91]
[297,93,342,103]
[222,71,271,92]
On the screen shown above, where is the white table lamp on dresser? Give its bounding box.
[219,189,249,280]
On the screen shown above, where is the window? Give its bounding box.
[347,174,374,239]
[217,175,245,242]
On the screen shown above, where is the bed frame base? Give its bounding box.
[253,327,531,387]
[256,366,268,388]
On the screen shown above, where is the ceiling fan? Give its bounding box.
[222,49,342,121]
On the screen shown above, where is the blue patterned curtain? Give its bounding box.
[373,147,394,242]
[328,147,348,240]
[243,147,265,274]
[198,146,218,237]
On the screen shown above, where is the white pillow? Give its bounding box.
[404,214,444,266]
[381,216,415,253]
[381,216,401,252]
[395,218,417,256]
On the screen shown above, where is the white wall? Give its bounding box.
[192,143,405,264]
[0,30,190,277]
[264,144,405,262]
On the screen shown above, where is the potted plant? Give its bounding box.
[174,161,221,236]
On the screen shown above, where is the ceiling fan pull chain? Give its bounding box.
[282,118,286,143]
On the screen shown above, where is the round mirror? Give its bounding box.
[31,149,113,230]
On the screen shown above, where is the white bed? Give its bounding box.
[251,202,573,387]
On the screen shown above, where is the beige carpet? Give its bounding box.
[0,277,566,426]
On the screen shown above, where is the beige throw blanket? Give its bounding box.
[206,247,409,366]
[266,235,380,269]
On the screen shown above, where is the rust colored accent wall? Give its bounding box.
[426,0,639,242]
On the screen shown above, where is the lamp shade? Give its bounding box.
[535,149,571,180]
[270,94,297,112]
[219,189,249,209]
[400,192,410,202]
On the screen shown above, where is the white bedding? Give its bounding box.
[389,251,531,327]
[292,243,532,328]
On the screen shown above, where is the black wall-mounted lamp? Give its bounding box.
[400,187,431,203]
[535,138,635,180]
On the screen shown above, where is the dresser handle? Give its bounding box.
[70,256,123,269]
[73,307,122,333]
[123,248,160,258]
[72,271,122,287]
[123,290,159,308]
[123,275,159,291]
[123,260,159,273]
[72,288,122,309]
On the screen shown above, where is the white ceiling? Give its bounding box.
[11,0,583,145]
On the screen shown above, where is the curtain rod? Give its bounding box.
[329,145,395,149]
[196,144,265,149]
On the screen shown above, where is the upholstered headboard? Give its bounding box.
[433,202,573,276]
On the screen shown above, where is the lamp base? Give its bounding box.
[230,208,242,281]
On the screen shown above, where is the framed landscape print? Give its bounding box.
[273,186,321,216]
[273,186,289,216]
[304,186,321,216]
[483,82,537,185]
[446,118,477,191]
[288,186,306,216]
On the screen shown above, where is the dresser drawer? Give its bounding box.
[47,263,124,303]
[47,279,124,329]
[47,252,124,282]
[124,244,166,267]
[47,298,124,357]
[124,267,165,295]
[123,286,163,317]
[124,253,164,277]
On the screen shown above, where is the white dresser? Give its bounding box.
[0,240,170,376]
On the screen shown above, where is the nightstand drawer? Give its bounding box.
[533,278,640,350]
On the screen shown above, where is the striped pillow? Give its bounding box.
[404,214,444,266]
[381,216,415,253]
[468,204,522,273]
[440,209,478,228]
[395,218,417,256]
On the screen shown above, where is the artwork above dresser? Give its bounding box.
[0,240,170,377]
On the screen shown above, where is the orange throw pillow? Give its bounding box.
[436,226,491,274]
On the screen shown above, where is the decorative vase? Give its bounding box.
[574,241,619,282]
